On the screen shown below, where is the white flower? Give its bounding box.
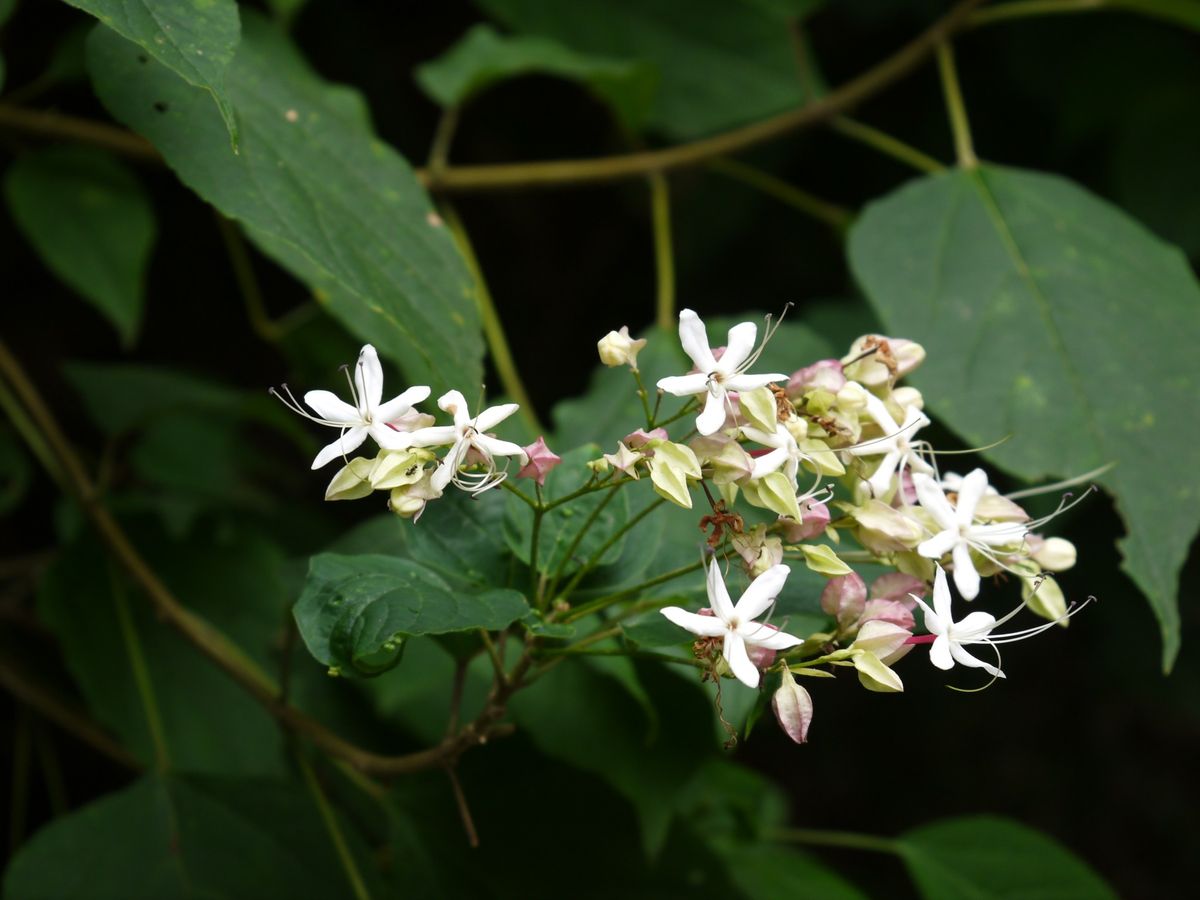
[741,421,809,486]
[844,392,931,497]
[913,469,1026,600]
[272,344,430,469]
[912,565,1089,680]
[406,390,528,495]
[660,559,801,688]
[656,309,786,437]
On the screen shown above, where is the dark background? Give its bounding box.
[2,1,1198,897]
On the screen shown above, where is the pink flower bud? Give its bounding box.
[624,428,668,448]
[821,572,866,630]
[858,599,915,631]
[772,669,813,744]
[780,498,831,541]
[787,359,845,399]
[516,437,561,486]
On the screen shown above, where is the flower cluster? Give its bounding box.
[272,345,543,520]
[599,309,1090,743]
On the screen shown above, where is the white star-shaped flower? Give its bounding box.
[660,559,801,688]
[912,565,1086,680]
[272,344,430,470]
[741,421,810,486]
[913,469,1027,600]
[844,392,931,497]
[406,390,528,494]
[656,309,786,437]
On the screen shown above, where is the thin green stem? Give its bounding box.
[830,116,944,173]
[110,565,171,771]
[440,204,541,433]
[968,0,1102,26]
[561,546,701,625]
[479,630,507,686]
[542,474,627,512]
[768,827,900,855]
[215,214,280,344]
[649,172,676,330]
[427,106,460,175]
[631,368,655,430]
[530,504,545,603]
[936,41,977,169]
[708,158,853,233]
[297,753,372,900]
[537,645,706,669]
[547,484,623,600]
[651,397,699,431]
[559,498,666,602]
[499,479,538,509]
[0,377,63,489]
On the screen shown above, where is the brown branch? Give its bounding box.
[0,657,141,771]
[0,0,983,193]
[0,336,518,777]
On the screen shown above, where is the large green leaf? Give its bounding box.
[294,553,528,675]
[3,773,387,899]
[64,0,241,147]
[509,657,715,855]
[848,166,1200,670]
[416,23,656,131]
[897,816,1117,900]
[475,0,819,138]
[4,147,155,345]
[718,843,869,900]
[504,445,630,576]
[86,15,483,393]
[37,529,287,776]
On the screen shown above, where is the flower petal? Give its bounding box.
[951,542,981,600]
[750,446,789,481]
[375,385,431,423]
[354,345,384,414]
[723,633,759,688]
[474,402,520,433]
[735,564,790,621]
[955,468,989,526]
[949,641,1004,677]
[311,426,368,470]
[931,565,954,623]
[913,474,957,531]
[928,634,954,670]
[303,390,360,425]
[918,529,959,561]
[475,434,528,463]
[695,388,728,436]
[656,373,709,397]
[405,425,458,449]
[720,321,757,372]
[678,309,717,372]
[912,596,945,636]
[725,373,788,392]
[437,390,471,427]
[706,558,736,622]
[660,607,727,638]
[954,611,998,638]
[431,438,469,491]
[867,449,901,497]
[369,422,415,450]
[739,623,803,650]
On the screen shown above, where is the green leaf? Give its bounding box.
[37,529,286,775]
[87,14,483,394]
[509,657,714,856]
[3,773,387,899]
[476,0,816,138]
[848,165,1200,671]
[294,553,528,675]
[388,488,514,589]
[897,816,1117,900]
[716,842,869,900]
[504,445,630,575]
[4,147,155,345]
[0,426,32,515]
[416,23,656,131]
[64,0,241,148]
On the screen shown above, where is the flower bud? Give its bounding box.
[603,442,643,478]
[371,448,434,490]
[842,335,926,386]
[647,440,701,509]
[516,436,562,486]
[891,386,924,410]
[597,326,647,368]
[624,428,668,448]
[325,457,375,501]
[739,386,778,432]
[1032,536,1077,572]
[821,572,866,632]
[850,499,924,552]
[787,359,845,399]
[851,620,912,666]
[388,472,443,522]
[732,525,783,578]
[772,668,814,744]
[691,434,753,485]
[780,498,830,541]
[835,381,869,411]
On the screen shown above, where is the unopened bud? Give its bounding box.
[516,436,562,486]
[891,386,924,410]
[835,381,869,411]
[787,359,845,398]
[1032,536,1076,572]
[772,668,814,744]
[597,326,647,368]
